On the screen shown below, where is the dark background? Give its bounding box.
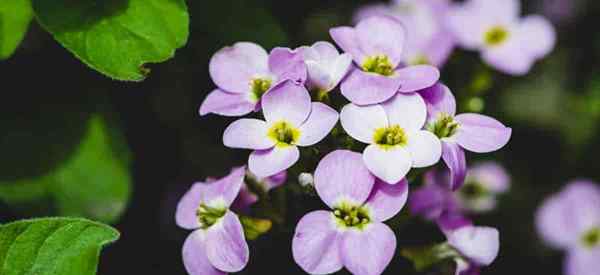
[1,0,599,274]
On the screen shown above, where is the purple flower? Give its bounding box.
[457,162,510,213]
[353,0,455,67]
[409,169,459,220]
[231,170,287,212]
[442,222,500,275]
[340,93,441,184]
[223,80,339,178]
[298,41,353,93]
[536,180,600,275]
[330,15,440,105]
[176,167,250,275]
[292,150,408,275]
[447,0,556,75]
[199,42,307,117]
[420,83,511,189]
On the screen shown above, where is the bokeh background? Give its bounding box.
[1,0,599,274]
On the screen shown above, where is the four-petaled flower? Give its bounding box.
[447,0,556,75]
[292,150,409,275]
[298,41,353,94]
[200,42,307,117]
[536,181,600,275]
[444,223,500,275]
[420,83,511,189]
[340,93,442,184]
[223,80,339,178]
[176,167,250,275]
[330,15,440,105]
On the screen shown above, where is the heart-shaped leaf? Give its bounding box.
[32,0,189,81]
[0,217,119,275]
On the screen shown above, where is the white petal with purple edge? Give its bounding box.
[312,41,342,61]
[454,114,512,153]
[182,230,226,275]
[341,68,403,105]
[341,223,397,275]
[297,103,339,147]
[363,144,412,184]
[396,65,440,93]
[223,119,274,150]
[268,47,307,84]
[406,130,442,168]
[209,42,269,93]
[340,103,388,144]
[442,141,467,190]
[292,210,344,274]
[262,80,311,126]
[382,92,427,131]
[518,15,556,59]
[314,150,375,208]
[364,178,409,222]
[356,15,406,66]
[205,211,249,272]
[419,83,456,119]
[199,89,255,117]
[248,146,300,178]
[447,225,499,266]
[329,26,366,65]
[176,182,205,229]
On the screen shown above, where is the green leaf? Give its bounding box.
[401,243,460,272]
[32,0,189,81]
[0,0,33,59]
[239,216,272,241]
[0,217,119,275]
[0,114,132,223]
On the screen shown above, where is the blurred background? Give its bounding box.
[0,0,599,274]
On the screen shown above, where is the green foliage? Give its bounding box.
[0,114,132,224]
[32,0,189,81]
[401,243,460,272]
[0,217,119,275]
[0,0,33,59]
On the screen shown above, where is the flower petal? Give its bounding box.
[419,83,456,119]
[406,130,442,168]
[205,211,250,272]
[182,230,225,275]
[262,80,311,126]
[223,119,274,150]
[328,53,353,91]
[201,166,247,208]
[248,146,300,178]
[437,212,473,234]
[314,150,376,208]
[269,47,307,85]
[341,223,397,275]
[364,178,409,222]
[518,15,556,59]
[209,42,269,93]
[340,103,388,144]
[329,26,366,65]
[565,247,600,275]
[442,141,467,190]
[409,181,449,220]
[396,65,440,93]
[381,92,427,131]
[447,225,499,266]
[454,114,512,153]
[356,15,406,66]
[230,184,259,213]
[176,182,206,230]
[292,210,343,274]
[468,162,510,193]
[364,144,412,184]
[297,102,339,146]
[199,89,255,117]
[481,40,535,76]
[340,68,403,105]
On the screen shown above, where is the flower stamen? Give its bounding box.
[362,55,395,76]
[249,78,272,102]
[374,125,408,149]
[484,26,509,47]
[196,204,227,229]
[268,121,300,147]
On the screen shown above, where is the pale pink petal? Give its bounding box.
[262,80,311,126]
[341,223,397,275]
[340,68,403,105]
[297,103,339,147]
[182,230,225,275]
[419,83,457,119]
[518,15,556,59]
[356,15,406,66]
[396,65,440,93]
[447,225,500,266]
[340,103,388,144]
[454,114,512,153]
[364,178,409,222]
[248,146,300,178]
[406,130,442,168]
[381,92,427,131]
[209,42,269,93]
[205,211,249,272]
[223,119,274,150]
[199,89,255,117]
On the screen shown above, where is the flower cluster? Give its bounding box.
[175,1,530,273]
[536,181,600,275]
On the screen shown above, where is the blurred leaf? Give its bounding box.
[0,217,118,275]
[193,0,287,49]
[0,114,132,223]
[0,0,33,59]
[239,216,272,241]
[32,0,189,81]
[401,243,459,272]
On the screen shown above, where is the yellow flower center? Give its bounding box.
[373,125,408,149]
[581,227,600,249]
[333,202,371,229]
[362,55,395,76]
[267,121,300,147]
[484,26,509,47]
[428,114,459,139]
[249,78,272,102]
[196,203,226,229]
